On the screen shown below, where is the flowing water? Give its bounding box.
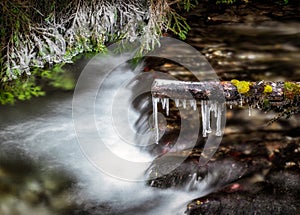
[0,54,220,215]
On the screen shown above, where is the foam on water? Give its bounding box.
[0,55,217,214]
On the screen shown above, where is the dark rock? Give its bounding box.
[145,147,271,190]
[187,192,299,215]
[186,170,300,215]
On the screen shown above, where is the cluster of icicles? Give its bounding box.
[152,97,225,144]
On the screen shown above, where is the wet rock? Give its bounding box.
[187,191,299,215]
[145,147,271,190]
[266,171,300,196]
[183,138,300,214]
[186,170,300,215]
[146,150,200,189]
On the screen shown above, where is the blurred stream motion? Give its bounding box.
[0,55,218,215]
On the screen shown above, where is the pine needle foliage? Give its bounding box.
[0,0,197,104]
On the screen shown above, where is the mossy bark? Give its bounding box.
[152,79,300,119]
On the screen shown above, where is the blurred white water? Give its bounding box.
[0,54,216,215]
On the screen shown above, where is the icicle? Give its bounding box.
[161,98,167,110]
[206,101,212,134]
[248,105,252,116]
[182,99,186,109]
[175,99,179,107]
[230,104,233,109]
[190,99,197,110]
[201,100,211,137]
[216,102,222,136]
[193,100,197,111]
[256,103,260,109]
[189,100,193,109]
[211,102,217,118]
[201,100,207,137]
[200,100,224,138]
[166,98,169,116]
[152,97,159,144]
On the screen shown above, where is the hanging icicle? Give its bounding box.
[166,98,169,116]
[161,98,167,110]
[201,100,208,137]
[240,95,243,107]
[152,97,159,144]
[152,95,225,144]
[206,101,212,134]
[182,99,187,109]
[216,102,223,136]
[161,97,170,116]
[190,99,197,110]
[199,100,225,137]
[175,99,179,107]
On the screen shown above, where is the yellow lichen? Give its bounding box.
[231,80,250,94]
[231,79,239,86]
[196,200,202,205]
[263,85,273,93]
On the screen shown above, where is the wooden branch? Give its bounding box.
[151,79,300,111]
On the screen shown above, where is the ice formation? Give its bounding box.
[152,96,225,144]
[152,97,160,144]
[201,100,224,137]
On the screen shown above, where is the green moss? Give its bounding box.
[231,79,251,94]
[263,85,273,93]
[37,63,75,91]
[0,92,15,105]
[284,82,300,92]
[263,99,269,105]
[0,78,45,105]
[261,98,272,112]
[0,62,76,105]
[49,73,75,90]
[284,82,300,100]
[216,0,236,4]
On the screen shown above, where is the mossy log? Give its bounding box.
[152,79,300,116]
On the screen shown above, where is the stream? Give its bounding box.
[1,1,300,215]
[0,54,214,215]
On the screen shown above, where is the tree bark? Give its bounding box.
[151,79,300,111]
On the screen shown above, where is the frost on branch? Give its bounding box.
[151,79,300,141]
[1,0,194,80]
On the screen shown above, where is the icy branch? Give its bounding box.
[152,79,300,110]
[151,79,300,140]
